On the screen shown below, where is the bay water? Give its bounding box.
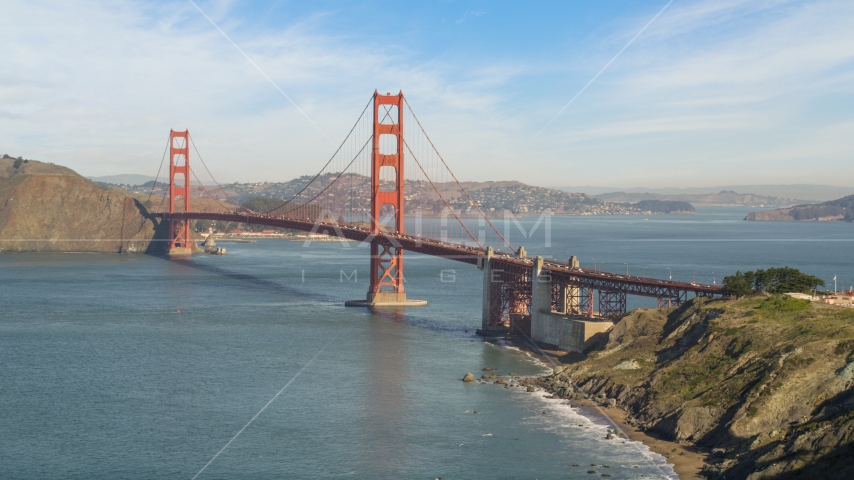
[1,207,851,479]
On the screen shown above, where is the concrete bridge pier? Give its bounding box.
[478,246,505,334]
[530,256,552,336]
[528,255,615,352]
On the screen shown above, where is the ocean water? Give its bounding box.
[1,207,851,479]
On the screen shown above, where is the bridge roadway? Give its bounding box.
[166,212,722,301]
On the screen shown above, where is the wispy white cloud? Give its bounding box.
[534,0,854,187]
[0,0,521,181]
[0,0,852,189]
[186,0,330,141]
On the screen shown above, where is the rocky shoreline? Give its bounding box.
[517,361,708,479]
[463,360,686,478]
[502,296,854,479]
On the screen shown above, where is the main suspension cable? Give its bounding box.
[146,133,171,206]
[188,134,248,212]
[404,97,514,250]
[402,138,482,249]
[263,95,373,214]
[275,135,373,214]
[188,162,235,213]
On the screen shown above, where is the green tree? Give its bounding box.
[722,271,753,298]
[723,267,824,297]
[761,267,824,293]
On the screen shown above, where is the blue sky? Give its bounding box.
[1,0,852,187]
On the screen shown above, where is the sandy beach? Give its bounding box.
[574,400,707,479]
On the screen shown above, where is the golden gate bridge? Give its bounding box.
[145,90,721,335]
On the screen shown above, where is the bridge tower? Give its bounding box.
[167,129,193,255]
[347,91,425,307]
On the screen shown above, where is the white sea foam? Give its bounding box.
[493,342,678,479]
[513,387,678,479]
[493,339,552,372]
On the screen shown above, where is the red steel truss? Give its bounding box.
[488,260,533,327]
[598,291,627,319]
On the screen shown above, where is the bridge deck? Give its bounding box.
[166,212,723,299]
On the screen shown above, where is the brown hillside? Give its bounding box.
[0,157,81,179]
[0,157,236,253]
[0,172,168,253]
[136,195,236,214]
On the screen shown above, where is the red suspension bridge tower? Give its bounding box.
[346,91,426,307]
[167,129,193,255]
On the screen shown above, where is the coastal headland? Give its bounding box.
[0,157,231,253]
[508,295,854,479]
[745,195,854,222]
[0,157,168,253]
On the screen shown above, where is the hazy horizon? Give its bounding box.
[85,170,854,202]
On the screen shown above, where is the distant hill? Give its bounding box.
[87,174,156,186]
[130,176,693,217]
[632,200,695,214]
[241,197,287,213]
[558,184,854,202]
[595,190,801,208]
[745,195,854,222]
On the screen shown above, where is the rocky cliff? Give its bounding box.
[0,158,168,253]
[532,296,854,479]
